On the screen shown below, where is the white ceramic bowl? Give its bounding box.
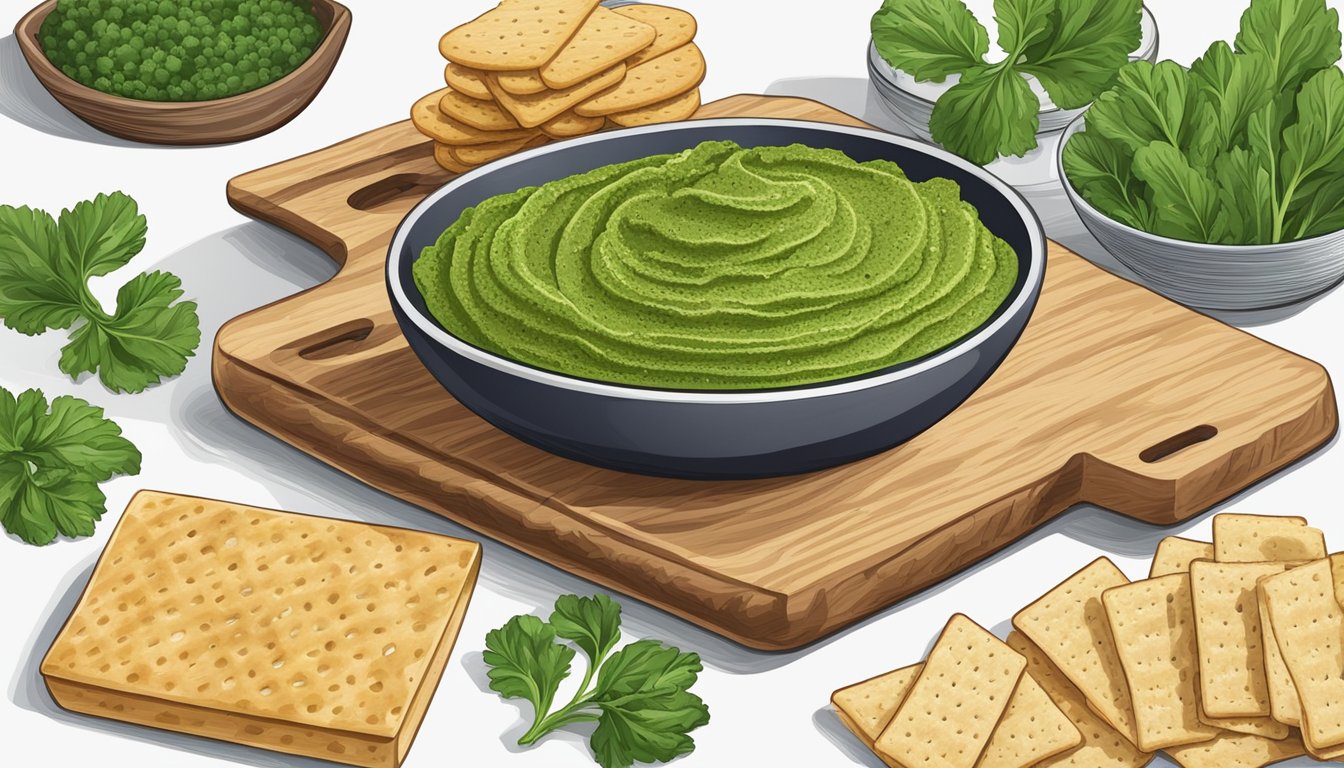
[1058,114,1344,311]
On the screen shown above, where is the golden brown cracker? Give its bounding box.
[1164,730,1306,768]
[979,673,1082,768]
[1150,537,1215,578]
[39,491,481,768]
[1259,557,1344,754]
[1189,560,1289,718]
[538,6,656,89]
[574,42,706,116]
[444,61,492,100]
[438,86,524,131]
[1257,580,1301,726]
[433,143,476,174]
[607,88,700,127]
[439,0,601,71]
[614,4,698,67]
[1005,632,1153,768]
[875,615,1024,768]
[496,69,549,95]
[412,90,536,145]
[831,664,923,749]
[450,133,549,166]
[1101,575,1220,751]
[1213,513,1325,563]
[486,63,626,128]
[1012,558,1142,747]
[541,109,606,138]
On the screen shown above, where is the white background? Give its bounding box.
[1,1,1342,766]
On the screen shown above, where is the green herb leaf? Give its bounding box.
[0,194,199,392]
[1086,61,1200,153]
[1213,147,1276,245]
[58,271,201,394]
[591,640,710,768]
[1188,42,1275,156]
[929,65,1039,165]
[551,593,623,664]
[1233,0,1341,94]
[0,386,140,545]
[1133,141,1224,243]
[1018,0,1142,109]
[871,0,990,82]
[1275,67,1344,240]
[1063,130,1154,231]
[994,0,1055,55]
[483,614,575,720]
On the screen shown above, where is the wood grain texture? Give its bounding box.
[14,0,351,145]
[215,94,1338,650]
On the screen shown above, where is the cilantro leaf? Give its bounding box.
[0,386,140,545]
[551,593,623,664]
[590,640,709,768]
[594,639,704,700]
[871,0,989,82]
[1018,0,1141,109]
[484,614,575,720]
[1063,130,1154,231]
[929,65,1039,165]
[1133,141,1224,243]
[994,0,1054,55]
[1234,0,1341,94]
[0,193,199,392]
[59,271,201,394]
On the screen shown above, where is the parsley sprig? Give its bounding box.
[484,594,711,768]
[0,192,200,393]
[0,386,141,545]
[871,0,1142,164]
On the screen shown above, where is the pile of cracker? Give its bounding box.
[412,0,704,174]
[832,513,1344,768]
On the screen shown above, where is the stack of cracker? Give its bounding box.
[41,491,481,768]
[832,512,1344,768]
[412,0,705,174]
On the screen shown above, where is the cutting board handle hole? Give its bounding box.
[297,320,375,360]
[348,174,444,212]
[1140,425,1219,463]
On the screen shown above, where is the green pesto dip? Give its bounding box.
[412,140,1019,390]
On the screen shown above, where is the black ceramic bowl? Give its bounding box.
[388,119,1046,479]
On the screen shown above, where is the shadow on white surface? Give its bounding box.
[0,34,142,147]
[459,650,599,758]
[811,706,886,768]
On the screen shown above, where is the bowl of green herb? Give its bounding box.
[14,0,350,145]
[868,0,1157,167]
[1059,0,1344,311]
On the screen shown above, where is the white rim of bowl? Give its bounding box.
[388,118,1046,405]
[1057,111,1344,256]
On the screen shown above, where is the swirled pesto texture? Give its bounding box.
[412,140,1019,390]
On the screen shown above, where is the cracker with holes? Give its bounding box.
[538,6,655,89]
[1257,579,1301,726]
[1150,536,1214,578]
[831,663,923,766]
[1164,730,1306,768]
[1213,513,1326,563]
[1188,560,1289,719]
[614,3,698,66]
[874,614,1025,768]
[439,0,601,71]
[40,491,481,768]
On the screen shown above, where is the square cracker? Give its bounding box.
[1151,537,1215,578]
[486,63,626,128]
[1213,513,1325,563]
[1164,730,1306,768]
[1260,556,1344,754]
[575,42,706,116]
[1012,558,1142,747]
[538,6,656,89]
[1101,574,1220,751]
[875,614,1024,768]
[439,0,600,71]
[614,4,698,67]
[411,89,535,145]
[1005,632,1152,767]
[1189,559,1289,718]
[39,491,480,768]
[978,673,1081,768]
[1257,579,1301,726]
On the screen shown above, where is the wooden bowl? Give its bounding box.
[14,0,351,145]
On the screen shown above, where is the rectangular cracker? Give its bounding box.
[439,0,600,70]
[614,4,698,67]
[1012,558,1142,747]
[1256,579,1300,726]
[539,6,656,89]
[438,86,524,131]
[574,42,706,116]
[1101,574,1220,750]
[1189,560,1289,718]
[411,89,536,145]
[1005,632,1152,768]
[541,109,606,138]
[607,88,700,127]
[1259,556,1344,753]
[1213,513,1325,563]
[40,491,481,768]
[1151,537,1215,578]
[832,663,923,752]
[496,69,548,95]
[450,133,549,166]
[978,673,1081,768]
[1164,730,1306,768]
[486,63,626,128]
[433,143,475,174]
[875,615,1024,768]
[444,61,492,100]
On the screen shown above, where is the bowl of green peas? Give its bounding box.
[15,0,351,144]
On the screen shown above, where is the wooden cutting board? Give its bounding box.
[216,94,1338,651]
